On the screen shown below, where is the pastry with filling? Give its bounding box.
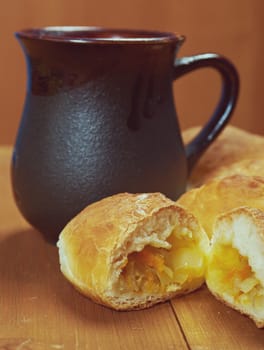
[206,206,264,328]
[177,174,264,238]
[182,126,264,188]
[57,192,209,310]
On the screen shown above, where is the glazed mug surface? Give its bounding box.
[12,27,239,242]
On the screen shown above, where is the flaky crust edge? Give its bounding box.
[57,192,208,310]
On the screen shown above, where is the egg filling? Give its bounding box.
[207,244,264,310]
[117,227,206,294]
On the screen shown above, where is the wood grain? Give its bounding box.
[1,147,264,349]
[172,286,264,350]
[0,147,188,350]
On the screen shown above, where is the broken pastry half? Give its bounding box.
[178,174,264,238]
[206,206,264,328]
[57,192,209,310]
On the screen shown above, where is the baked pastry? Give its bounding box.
[199,158,264,184]
[57,192,209,310]
[206,206,264,328]
[183,126,264,188]
[177,174,264,238]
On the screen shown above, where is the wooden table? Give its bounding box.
[1,146,264,350]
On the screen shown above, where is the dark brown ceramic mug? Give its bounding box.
[12,27,239,242]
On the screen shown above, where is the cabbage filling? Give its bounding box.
[117,227,205,294]
[207,244,264,310]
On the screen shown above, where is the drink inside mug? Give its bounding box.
[16,26,184,43]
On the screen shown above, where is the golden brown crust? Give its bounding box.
[177,174,264,238]
[58,193,174,306]
[203,158,264,184]
[183,126,264,188]
[57,192,209,310]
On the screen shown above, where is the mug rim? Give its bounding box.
[15,26,185,45]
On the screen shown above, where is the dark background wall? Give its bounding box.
[1,0,263,144]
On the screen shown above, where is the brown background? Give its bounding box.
[1,0,263,145]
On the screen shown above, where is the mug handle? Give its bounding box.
[173,53,239,174]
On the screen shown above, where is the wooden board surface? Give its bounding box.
[1,146,264,350]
